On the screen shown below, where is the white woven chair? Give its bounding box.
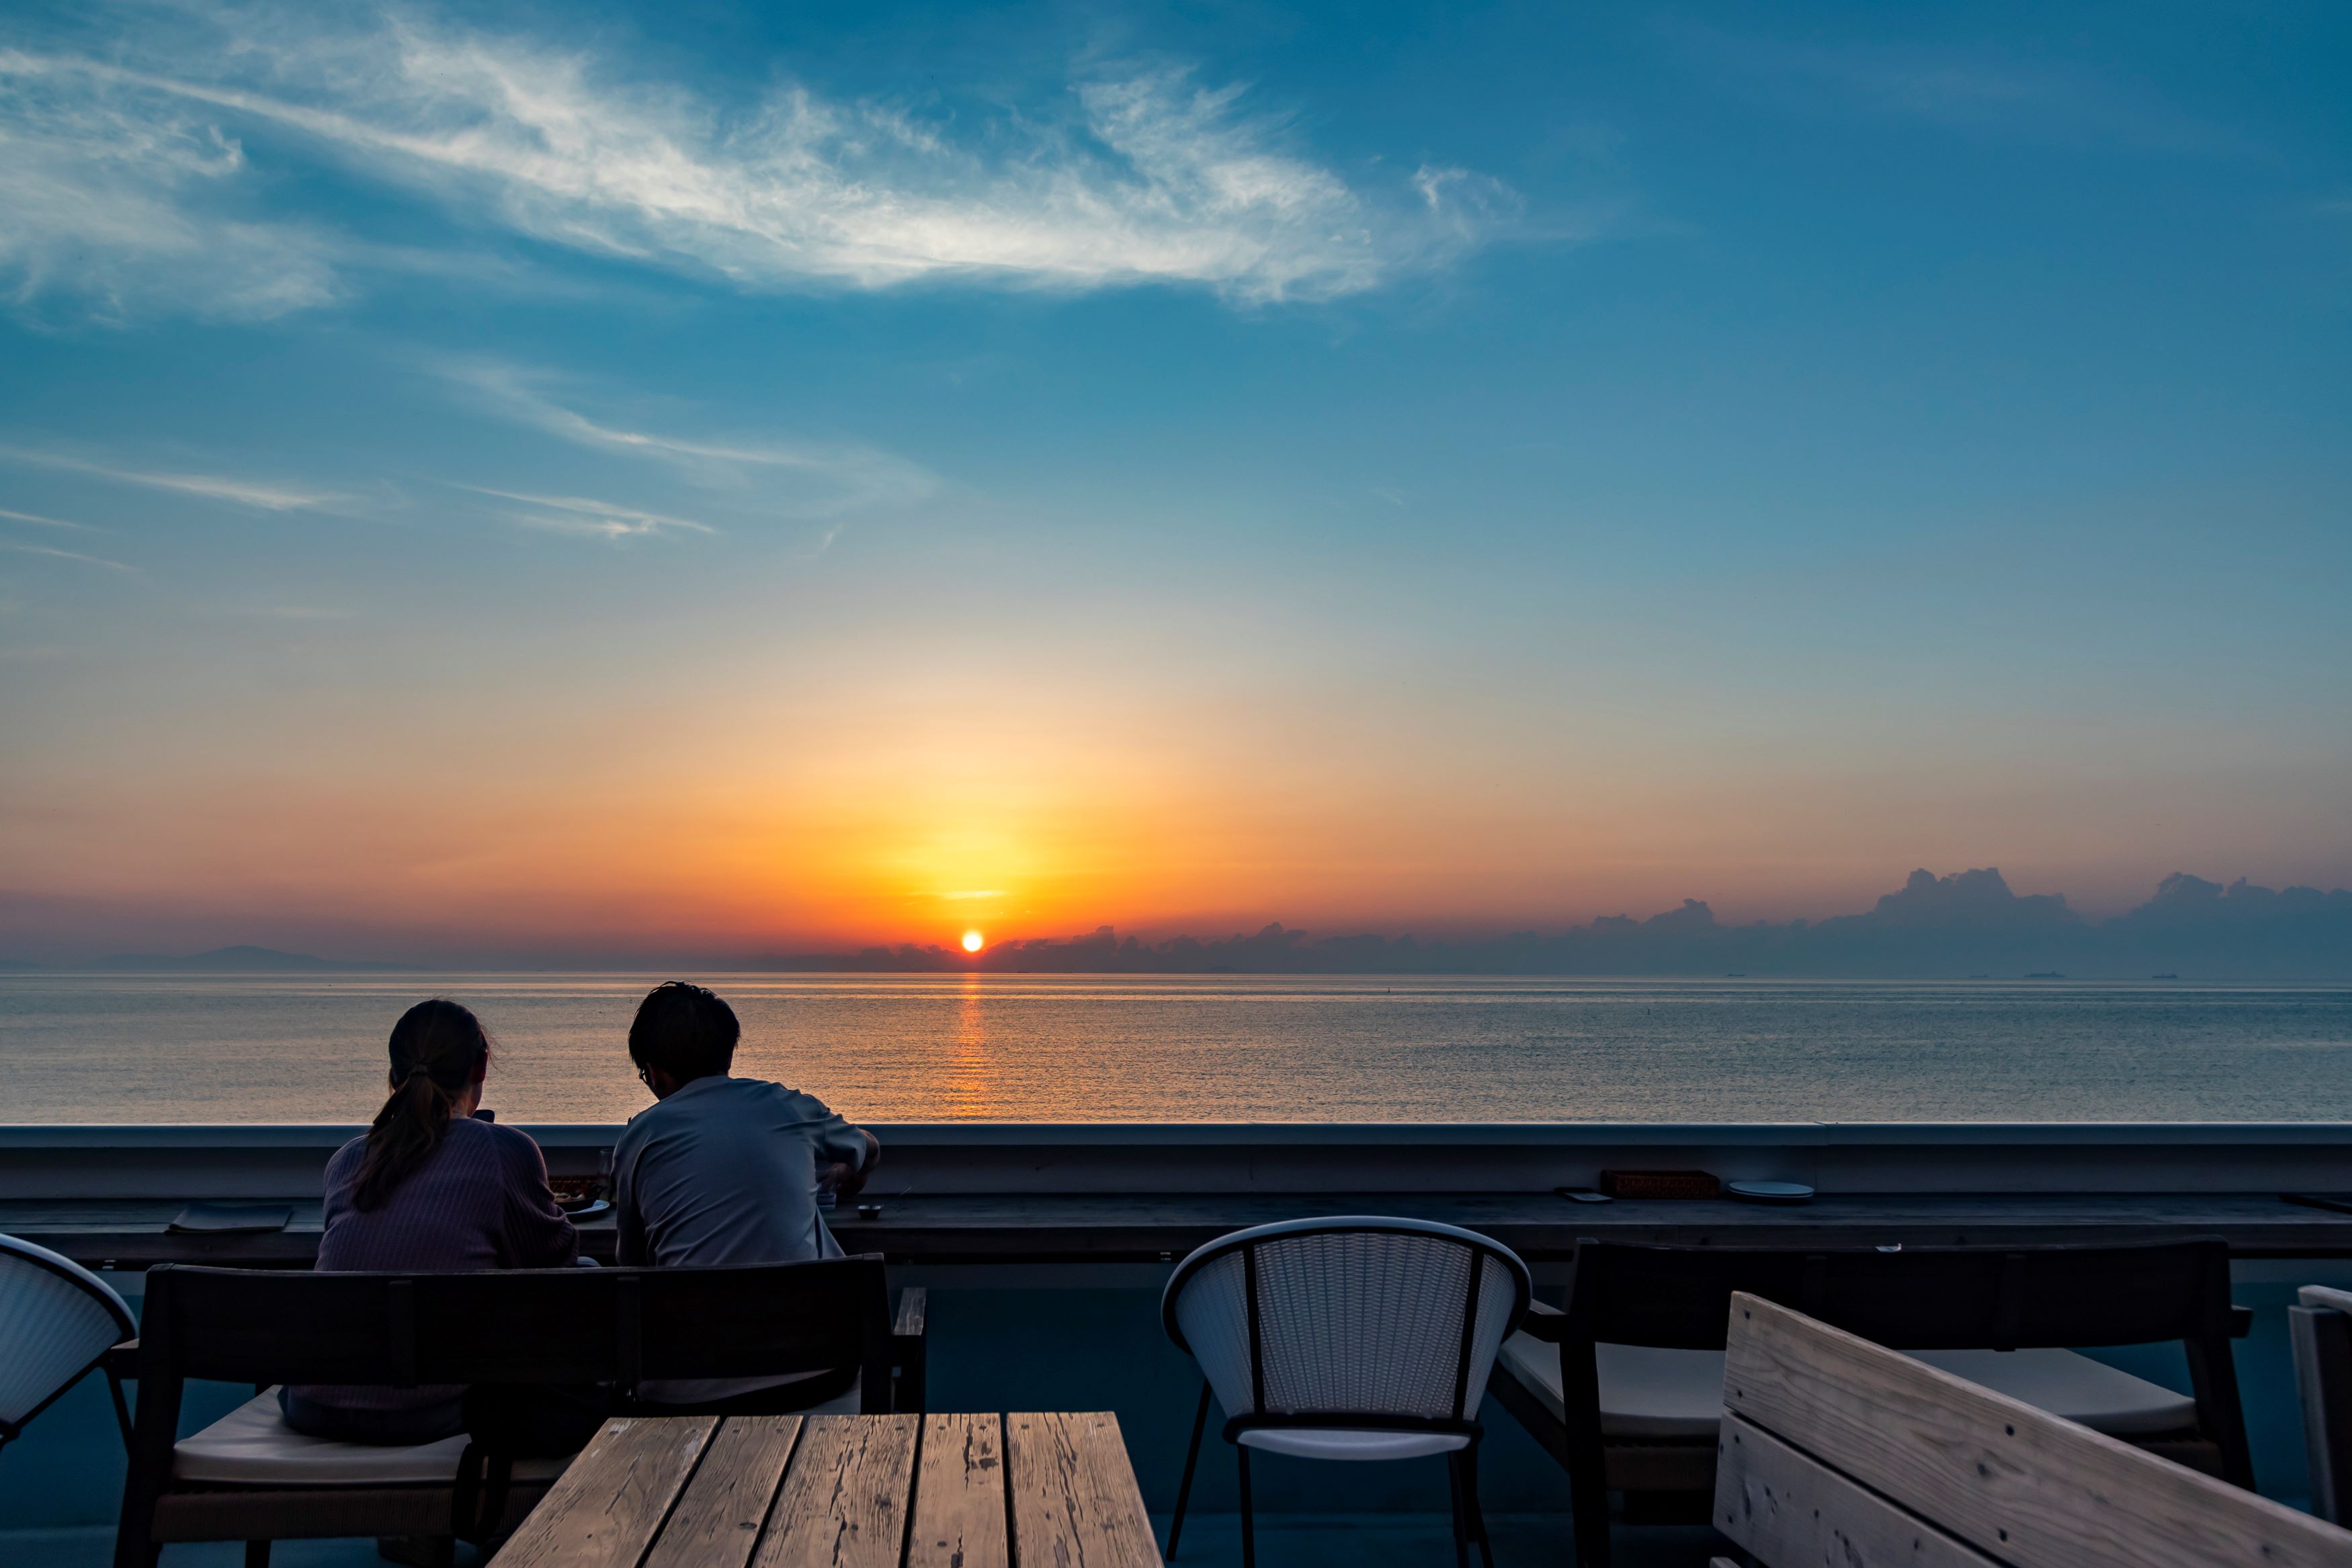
[0,1233,136,1456]
[1160,1216,1531,1568]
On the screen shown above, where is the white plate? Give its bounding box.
[1726,1180,1814,1204]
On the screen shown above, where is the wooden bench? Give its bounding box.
[115,1260,919,1568]
[1708,1291,2352,1568]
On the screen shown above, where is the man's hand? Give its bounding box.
[824,1127,882,1200]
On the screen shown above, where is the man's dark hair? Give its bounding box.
[628,981,739,1084]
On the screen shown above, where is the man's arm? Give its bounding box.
[612,1138,648,1266]
[822,1126,881,1200]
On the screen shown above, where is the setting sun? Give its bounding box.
[961,930,984,953]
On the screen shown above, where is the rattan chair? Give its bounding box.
[1161,1216,1531,1568]
[0,1233,136,1458]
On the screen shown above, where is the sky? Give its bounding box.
[0,0,2347,965]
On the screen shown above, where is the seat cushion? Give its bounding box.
[1496,1334,2195,1440]
[1908,1349,2195,1436]
[173,1391,574,1487]
[1236,1428,1470,1461]
[1496,1335,1727,1440]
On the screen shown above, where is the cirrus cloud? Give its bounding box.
[0,4,1523,322]
[0,443,347,511]
[435,359,940,523]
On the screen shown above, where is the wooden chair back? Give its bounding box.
[115,1257,892,1568]
[1525,1239,2253,1568]
[1564,1238,2250,1479]
[1714,1291,2352,1568]
[1570,1237,2235,1352]
[2292,1286,2352,1524]
[135,1256,890,1389]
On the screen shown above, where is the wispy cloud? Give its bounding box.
[2,376,923,550]
[0,537,130,570]
[0,5,1522,322]
[462,487,715,540]
[0,445,343,510]
[439,359,937,519]
[0,504,95,530]
[0,46,343,323]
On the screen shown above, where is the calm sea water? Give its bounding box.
[0,973,2347,1124]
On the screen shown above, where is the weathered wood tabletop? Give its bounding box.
[489,1411,1163,1568]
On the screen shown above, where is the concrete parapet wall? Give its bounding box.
[3,1121,2351,1199]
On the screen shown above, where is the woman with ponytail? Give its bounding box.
[281,999,578,1444]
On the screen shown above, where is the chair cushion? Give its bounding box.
[1909,1349,2195,1436]
[1236,1428,1471,1460]
[1496,1336,1726,1440]
[1496,1334,2195,1440]
[173,1391,574,1487]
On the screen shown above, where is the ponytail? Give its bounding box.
[353,1000,490,1212]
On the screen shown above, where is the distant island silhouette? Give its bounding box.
[73,945,415,973]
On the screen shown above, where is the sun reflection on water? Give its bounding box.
[942,971,997,1117]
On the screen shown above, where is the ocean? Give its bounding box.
[2,973,2349,1124]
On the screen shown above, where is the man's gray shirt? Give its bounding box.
[614,1074,868,1270]
[614,1075,871,1403]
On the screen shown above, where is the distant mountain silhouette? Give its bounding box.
[758,868,2352,979]
[80,945,412,973]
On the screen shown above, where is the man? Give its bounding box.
[614,980,881,1405]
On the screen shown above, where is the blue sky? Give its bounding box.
[0,0,2347,961]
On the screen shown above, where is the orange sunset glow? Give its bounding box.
[0,0,2344,973]
[3,647,2343,965]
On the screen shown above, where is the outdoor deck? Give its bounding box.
[7,1123,2352,1563]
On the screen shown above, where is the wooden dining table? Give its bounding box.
[489,1410,1163,1568]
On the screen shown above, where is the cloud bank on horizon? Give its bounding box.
[34,869,2352,979]
[789,869,2352,980]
